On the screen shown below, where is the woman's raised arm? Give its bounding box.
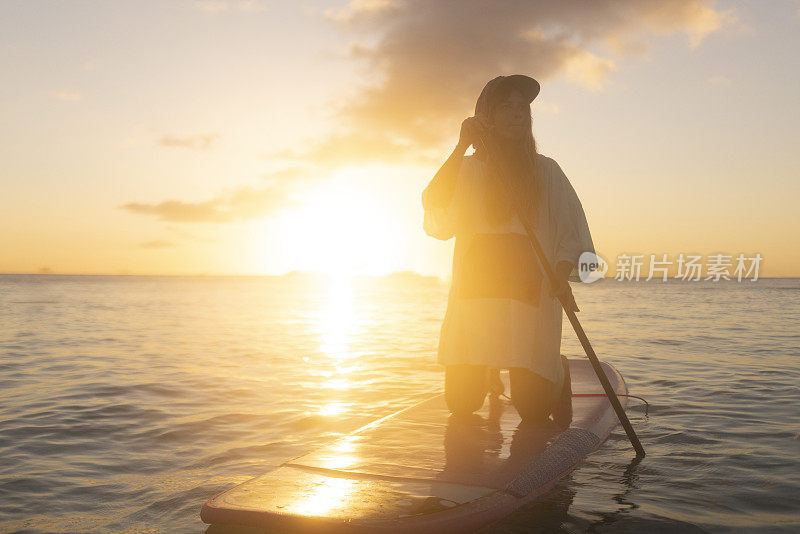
[423,118,483,208]
[421,118,484,240]
[422,143,468,212]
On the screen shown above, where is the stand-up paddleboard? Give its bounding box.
[201,358,629,533]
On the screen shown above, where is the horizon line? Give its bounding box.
[1,272,798,280]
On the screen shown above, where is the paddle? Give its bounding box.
[475,134,646,458]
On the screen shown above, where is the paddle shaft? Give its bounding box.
[476,136,646,458]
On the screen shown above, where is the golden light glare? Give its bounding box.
[320,275,355,358]
[323,378,351,390]
[318,402,351,416]
[313,276,363,418]
[256,168,405,276]
[285,476,356,517]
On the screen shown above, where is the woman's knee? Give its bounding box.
[445,365,488,415]
[509,367,553,423]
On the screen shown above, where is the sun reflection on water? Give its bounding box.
[319,275,355,359]
[315,276,361,418]
[285,475,356,517]
[318,402,351,416]
[319,435,360,469]
[322,377,351,390]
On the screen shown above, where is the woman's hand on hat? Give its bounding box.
[457,116,486,151]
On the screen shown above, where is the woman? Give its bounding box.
[422,75,595,426]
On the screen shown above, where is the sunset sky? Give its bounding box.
[2,0,799,277]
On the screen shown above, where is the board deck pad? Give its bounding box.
[201,358,628,533]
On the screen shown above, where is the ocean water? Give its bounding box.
[1,274,798,533]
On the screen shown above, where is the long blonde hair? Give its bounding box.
[475,112,542,227]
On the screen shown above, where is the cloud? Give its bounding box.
[193,0,269,13]
[284,0,734,165]
[138,240,177,249]
[127,1,735,226]
[52,91,82,101]
[604,34,650,57]
[630,0,734,48]
[121,166,316,223]
[562,49,618,90]
[325,0,398,23]
[277,130,438,166]
[158,134,217,150]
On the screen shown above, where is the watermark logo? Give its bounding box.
[578,251,608,283]
[577,252,763,282]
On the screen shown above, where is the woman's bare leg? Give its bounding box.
[509,367,554,424]
[445,364,488,416]
[488,368,505,397]
[551,355,573,428]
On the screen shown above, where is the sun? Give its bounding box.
[256,167,406,277]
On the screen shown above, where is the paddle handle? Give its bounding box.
[564,308,646,457]
[475,136,646,458]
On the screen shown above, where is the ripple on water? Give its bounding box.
[1,275,799,533]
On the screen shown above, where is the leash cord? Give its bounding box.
[497,392,650,415]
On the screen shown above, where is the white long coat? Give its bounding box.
[422,153,595,385]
